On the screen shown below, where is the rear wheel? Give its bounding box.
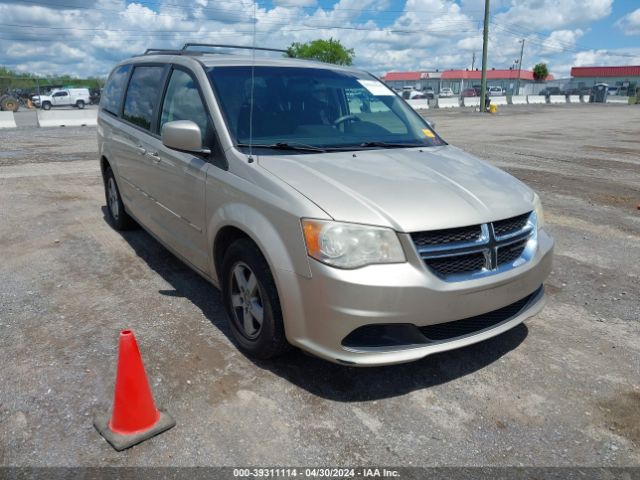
[76,100,85,109]
[104,167,135,230]
[221,238,289,359]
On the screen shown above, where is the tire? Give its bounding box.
[104,166,136,230]
[0,95,19,112]
[76,100,85,109]
[221,238,290,359]
[42,102,51,111]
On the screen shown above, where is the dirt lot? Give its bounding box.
[0,104,638,467]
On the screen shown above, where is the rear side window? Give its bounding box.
[101,64,131,115]
[123,65,165,131]
[160,69,209,141]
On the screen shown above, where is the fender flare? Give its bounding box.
[207,202,311,285]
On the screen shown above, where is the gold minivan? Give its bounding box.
[98,44,553,366]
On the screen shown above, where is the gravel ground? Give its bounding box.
[0,104,638,467]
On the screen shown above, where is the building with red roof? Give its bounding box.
[569,66,639,95]
[381,69,554,96]
[571,65,640,78]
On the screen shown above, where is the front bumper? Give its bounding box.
[278,229,553,366]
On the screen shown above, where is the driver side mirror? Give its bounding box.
[161,120,210,155]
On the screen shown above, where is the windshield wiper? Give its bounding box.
[359,141,425,148]
[236,142,327,153]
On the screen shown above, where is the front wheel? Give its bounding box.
[221,238,290,359]
[41,102,51,111]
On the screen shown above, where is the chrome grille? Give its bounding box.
[426,252,486,276]
[493,212,530,238]
[412,225,482,247]
[412,211,536,281]
[497,239,528,266]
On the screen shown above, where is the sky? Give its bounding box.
[1,0,639,79]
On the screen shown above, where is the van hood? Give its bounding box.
[258,145,535,232]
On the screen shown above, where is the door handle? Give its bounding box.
[146,151,160,163]
[135,145,146,155]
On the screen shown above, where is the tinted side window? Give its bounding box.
[123,66,165,131]
[160,69,209,141]
[101,64,131,115]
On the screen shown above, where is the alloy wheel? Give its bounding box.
[229,262,264,339]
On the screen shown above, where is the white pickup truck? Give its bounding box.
[32,88,91,110]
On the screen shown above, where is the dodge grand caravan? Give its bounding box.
[98,44,553,366]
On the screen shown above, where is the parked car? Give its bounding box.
[32,88,91,110]
[570,87,591,98]
[423,87,435,99]
[98,44,553,366]
[461,88,477,97]
[567,87,591,97]
[607,86,619,96]
[538,87,562,97]
[487,86,504,96]
[401,89,425,100]
[439,87,454,97]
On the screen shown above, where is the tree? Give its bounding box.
[286,38,355,65]
[533,63,549,81]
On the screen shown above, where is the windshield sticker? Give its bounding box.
[357,80,394,96]
[422,129,435,138]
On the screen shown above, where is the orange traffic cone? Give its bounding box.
[94,330,175,451]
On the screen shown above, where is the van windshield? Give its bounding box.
[207,66,445,152]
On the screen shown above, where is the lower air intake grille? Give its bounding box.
[341,287,542,349]
[419,289,536,341]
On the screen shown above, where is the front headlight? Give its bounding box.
[302,219,406,269]
[533,193,545,230]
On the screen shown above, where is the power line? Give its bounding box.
[0,20,480,35]
[6,0,637,60]
[490,20,640,59]
[14,0,485,18]
[2,0,485,39]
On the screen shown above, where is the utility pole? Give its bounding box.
[471,51,476,70]
[516,39,525,95]
[479,0,490,112]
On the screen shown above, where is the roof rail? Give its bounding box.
[182,43,292,57]
[143,48,203,56]
[141,44,291,57]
